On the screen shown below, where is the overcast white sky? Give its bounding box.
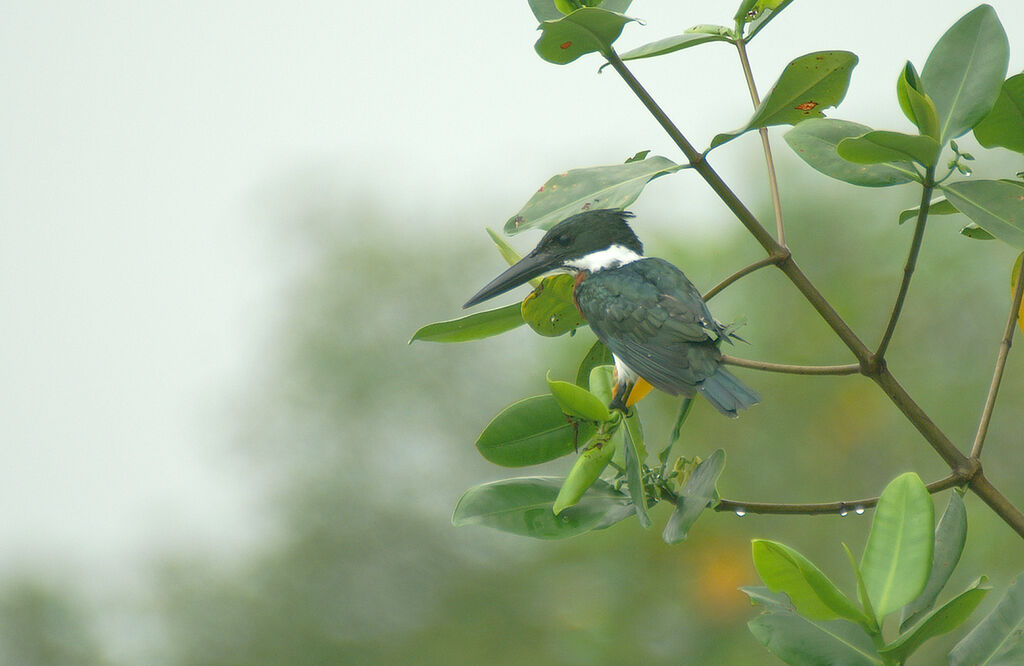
[2,1,1022,579]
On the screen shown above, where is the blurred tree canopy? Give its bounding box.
[3,160,1021,661]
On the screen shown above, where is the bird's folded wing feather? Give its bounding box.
[577,259,722,394]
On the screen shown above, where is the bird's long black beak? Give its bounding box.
[463,250,561,309]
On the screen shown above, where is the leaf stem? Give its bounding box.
[735,37,786,246]
[713,474,960,516]
[721,355,861,376]
[970,261,1024,459]
[876,168,935,359]
[704,255,781,301]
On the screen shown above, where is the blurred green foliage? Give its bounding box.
[1,160,1022,662]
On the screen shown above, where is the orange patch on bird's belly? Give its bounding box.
[626,378,654,407]
[611,371,654,407]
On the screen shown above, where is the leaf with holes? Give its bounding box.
[710,51,858,150]
[534,6,634,65]
[741,0,797,41]
[521,274,586,336]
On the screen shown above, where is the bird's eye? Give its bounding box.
[556,235,571,246]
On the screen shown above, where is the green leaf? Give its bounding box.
[609,32,731,69]
[897,61,941,140]
[748,608,883,666]
[753,539,871,625]
[784,119,917,187]
[843,543,879,631]
[662,448,724,544]
[975,73,1024,154]
[410,304,524,343]
[950,576,1024,666]
[898,197,959,224]
[529,0,566,22]
[553,435,617,515]
[576,339,613,388]
[485,228,542,289]
[860,473,935,620]
[659,396,694,468]
[880,577,989,663]
[962,224,997,240]
[452,476,632,539]
[534,7,634,65]
[505,156,682,234]
[475,395,595,467]
[733,0,760,23]
[942,179,1024,248]
[741,585,795,610]
[837,131,940,167]
[547,372,611,422]
[588,365,615,407]
[622,414,650,527]
[921,4,1009,145]
[742,0,797,41]
[521,274,587,336]
[710,51,858,150]
[900,491,968,631]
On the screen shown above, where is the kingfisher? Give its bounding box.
[464,209,760,417]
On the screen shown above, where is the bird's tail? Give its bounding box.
[697,367,760,417]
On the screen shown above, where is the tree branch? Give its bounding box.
[601,48,1024,539]
[721,355,861,376]
[712,475,961,516]
[735,38,786,247]
[876,169,936,359]
[970,261,1024,459]
[704,255,781,301]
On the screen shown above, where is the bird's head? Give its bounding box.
[464,209,643,308]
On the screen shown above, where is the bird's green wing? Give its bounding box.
[576,260,723,395]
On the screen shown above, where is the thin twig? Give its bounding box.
[704,255,780,301]
[735,38,786,247]
[876,168,936,359]
[713,475,960,516]
[722,355,861,376]
[971,262,1024,459]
